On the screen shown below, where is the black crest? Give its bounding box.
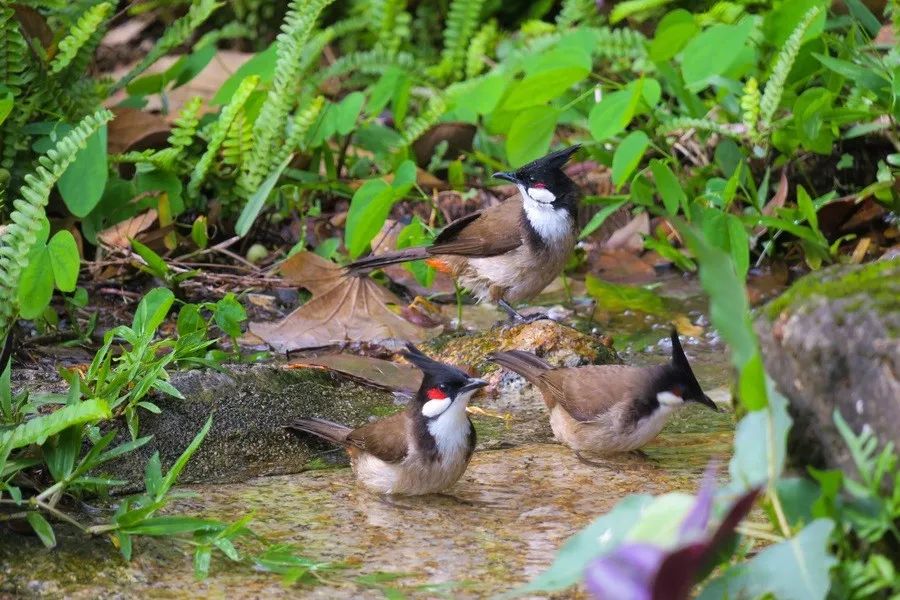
[402,343,470,383]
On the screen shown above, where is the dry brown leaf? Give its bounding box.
[592,249,657,283]
[251,252,440,352]
[602,211,649,253]
[851,237,872,264]
[411,122,476,167]
[108,107,170,155]
[285,354,420,393]
[97,210,158,248]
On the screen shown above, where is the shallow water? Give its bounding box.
[1,278,736,598]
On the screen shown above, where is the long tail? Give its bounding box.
[345,247,429,275]
[285,418,352,446]
[490,351,552,386]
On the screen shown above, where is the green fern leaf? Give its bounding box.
[241,0,334,196]
[759,6,821,132]
[50,2,113,74]
[271,95,325,169]
[437,0,486,82]
[188,76,259,196]
[112,0,222,93]
[656,117,742,138]
[556,0,599,27]
[401,95,446,147]
[740,76,761,142]
[0,109,113,338]
[465,19,498,79]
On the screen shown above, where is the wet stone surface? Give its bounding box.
[1,284,736,598]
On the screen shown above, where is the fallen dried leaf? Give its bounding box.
[850,237,871,264]
[97,210,158,248]
[602,212,649,253]
[251,252,440,352]
[592,249,657,283]
[411,122,476,167]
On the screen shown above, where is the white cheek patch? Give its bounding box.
[656,391,684,407]
[422,397,452,418]
[527,186,556,204]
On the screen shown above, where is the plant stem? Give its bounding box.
[454,280,463,331]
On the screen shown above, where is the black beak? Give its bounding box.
[460,378,488,394]
[693,394,719,412]
[492,171,518,184]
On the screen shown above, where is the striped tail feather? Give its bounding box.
[489,351,552,386]
[286,418,353,446]
[345,247,430,275]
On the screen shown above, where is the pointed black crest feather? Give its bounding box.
[402,343,468,381]
[669,329,699,383]
[541,144,581,170]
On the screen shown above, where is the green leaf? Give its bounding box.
[0,360,11,420]
[157,416,212,499]
[334,91,365,135]
[191,216,209,249]
[0,86,13,127]
[391,160,417,197]
[235,153,292,237]
[213,44,277,104]
[725,214,749,281]
[177,304,206,336]
[612,131,649,189]
[121,516,222,536]
[214,293,246,339]
[44,425,82,482]
[649,160,687,216]
[27,512,57,548]
[680,19,755,91]
[585,276,669,316]
[132,288,175,338]
[588,80,646,142]
[58,124,108,218]
[510,495,654,594]
[195,545,212,579]
[698,519,836,600]
[579,199,628,239]
[649,9,698,62]
[47,230,80,292]
[344,179,394,259]
[728,383,791,490]
[501,67,589,111]
[610,0,674,23]
[0,399,110,450]
[506,106,559,167]
[130,239,169,279]
[144,452,163,497]
[17,248,54,320]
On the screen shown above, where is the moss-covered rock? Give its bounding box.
[756,258,900,476]
[104,364,399,490]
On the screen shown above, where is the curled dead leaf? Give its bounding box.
[251,252,441,352]
[602,211,649,253]
[97,209,158,248]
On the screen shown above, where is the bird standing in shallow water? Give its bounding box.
[490,330,719,461]
[347,146,582,321]
[287,345,486,495]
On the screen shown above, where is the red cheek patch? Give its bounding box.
[532,182,546,189]
[427,388,448,400]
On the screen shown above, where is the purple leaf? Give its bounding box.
[585,544,664,600]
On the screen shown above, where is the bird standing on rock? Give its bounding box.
[347,146,582,321]
[490,331,719,460]
[287,344,487,495]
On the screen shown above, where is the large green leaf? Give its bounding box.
[47,230,80,292]
[132,287,175,338]
[17,248,54,319]
[212,43,277,104]
[0,399,111,449]
[728,384,791,490]
[649,160,687,216]
[58,124,109,217]
[649,9,698,62]
[698,519,836,600]
[235,154,292,237]
[612,131,649,189]
[501,67,589,112]
[588,79,654,142]
[27,512,57,548]
[121,516,223,536]
[344,179,394,259]
[680,19,755,91]
[506,106,559,167]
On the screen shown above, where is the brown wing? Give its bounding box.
[345,412,409,463]
[541,365,648,422]
[428,196,524,258]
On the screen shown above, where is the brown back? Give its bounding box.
[539,365,653,421]
[345,412,410,463]
[428,197,524,257]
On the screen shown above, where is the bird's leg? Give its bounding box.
[497,298,550,323]
[630,449,650,459]
[374,494,416,510]
[575,451,609,468]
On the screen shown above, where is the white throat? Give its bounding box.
[656,391,684,409]
[426,389,475,458]
[516,184,572,243]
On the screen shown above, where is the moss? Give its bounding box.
[764,259,900,321]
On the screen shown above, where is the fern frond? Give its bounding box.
[271,95,325,169]
[152,96,204,170]
[0,109,113,338]
[595,26,648,59]
[436,0,486,82]
[112,0,222,93]
[0,8,35,175]
[401,95,446,147]
[50,2,113,74]
[556,0,598,27]
[221,110,253,175]
[310,49,418,88]
[759,6,821,132]
[656,117,743,138]
[241,0,334,196]
[188,76,259,196]
[373,0,409,55]
[740,77,761,142]
[465,19,498,79]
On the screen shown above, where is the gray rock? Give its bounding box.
[103,364,398,491]
[756,258,900,477]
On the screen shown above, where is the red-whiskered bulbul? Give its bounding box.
[490,331,718,458]
[287,344,487,495]
[347,146,582,320]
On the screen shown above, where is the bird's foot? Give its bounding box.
[497,299,553,324]
[575,451,609,468]
[630,448,650,459]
